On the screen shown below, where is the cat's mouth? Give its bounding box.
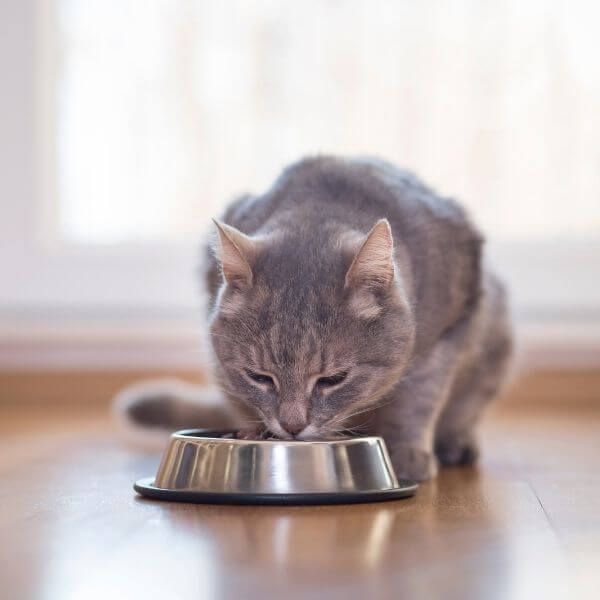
[266,419,313,440]
[266,420,355,441]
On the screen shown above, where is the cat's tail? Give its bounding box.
[111,378,239,450]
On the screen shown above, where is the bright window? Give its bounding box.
[1,0,599,370]
[54,0,600,244]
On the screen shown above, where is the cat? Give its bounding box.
[118,156,512,481]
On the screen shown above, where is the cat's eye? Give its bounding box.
[316,371,348,388]
[245,369,275,386]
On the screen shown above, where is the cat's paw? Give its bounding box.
[435,434,479,466]
[389,445,437,481]
[236,426,267,440]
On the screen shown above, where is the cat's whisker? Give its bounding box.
[325,395,397,429]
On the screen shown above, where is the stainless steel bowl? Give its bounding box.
[134,429,417,505]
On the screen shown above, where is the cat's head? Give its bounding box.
[208,219,415,439]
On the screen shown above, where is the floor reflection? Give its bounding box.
[154,466,569,600]
[160,498,410,576]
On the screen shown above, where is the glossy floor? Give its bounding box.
[1,406,598,600]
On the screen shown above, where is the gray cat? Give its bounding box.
[125,156,512,481]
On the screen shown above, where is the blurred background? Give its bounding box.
[1,0,599,407]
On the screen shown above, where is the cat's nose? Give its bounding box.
[279,418,305,437]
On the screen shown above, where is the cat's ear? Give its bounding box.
[213,220,255,288]
[345,219,395,291]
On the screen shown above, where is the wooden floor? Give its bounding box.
[1,405,599,600]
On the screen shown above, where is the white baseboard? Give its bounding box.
[514,320,600,370]
[0,312,599,371]
[0,313,207,370]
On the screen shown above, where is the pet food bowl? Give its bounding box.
[134,429,418,505]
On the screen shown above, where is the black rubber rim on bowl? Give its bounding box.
[133,477,418,506]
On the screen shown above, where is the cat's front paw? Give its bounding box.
[435,434,479,467]
[389,445,437,481]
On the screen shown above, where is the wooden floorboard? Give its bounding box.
[0,406,598,600]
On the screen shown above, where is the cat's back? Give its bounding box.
[220,156,473,240]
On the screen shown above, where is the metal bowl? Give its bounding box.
[134,429,417,505]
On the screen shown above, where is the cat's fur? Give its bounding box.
[123,156,512,481]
